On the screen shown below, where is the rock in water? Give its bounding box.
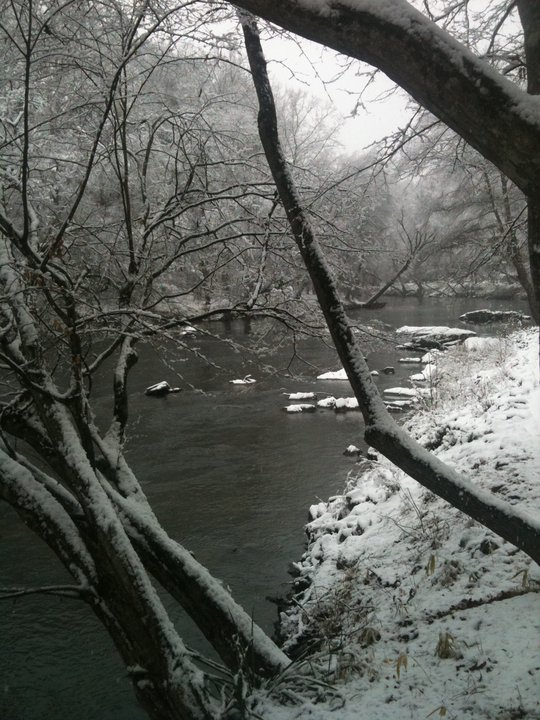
[459,309,530,324]
[229,374,256,385]
[145,381,181,396]
[282,403,317,413]
[343,444,362,457]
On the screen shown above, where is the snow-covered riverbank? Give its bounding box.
[256,329,540,719]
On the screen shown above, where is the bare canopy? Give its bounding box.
[231,0,540,196]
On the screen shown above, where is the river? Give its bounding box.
[0,296,530,720]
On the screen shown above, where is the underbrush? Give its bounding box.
[262,329,540,720]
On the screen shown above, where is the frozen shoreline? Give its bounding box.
[260,329,540,719]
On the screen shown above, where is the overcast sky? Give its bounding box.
[265,32,412,151]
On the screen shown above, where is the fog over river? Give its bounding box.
[0,296,529,720]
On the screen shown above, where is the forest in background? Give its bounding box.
[1,0,532,328]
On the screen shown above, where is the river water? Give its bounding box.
[0,296,530,720]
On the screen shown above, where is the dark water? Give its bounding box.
[0,296,529,720]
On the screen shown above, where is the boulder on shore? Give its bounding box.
[397,340,445,352]
[396,325,476,348]
[396,325,476,345]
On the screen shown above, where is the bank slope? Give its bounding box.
[261,329,540,720]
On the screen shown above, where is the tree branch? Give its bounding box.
[240,12,540,566]
[233,0,540,197]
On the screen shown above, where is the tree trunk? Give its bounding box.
[517,0,540,326]
[526,195,540,330]
[361,253,413,307]
[518,0,540,94]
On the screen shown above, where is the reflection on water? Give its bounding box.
[0,296,530,719]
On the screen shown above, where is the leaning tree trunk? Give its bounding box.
[239,12,540,566]
[360,253,414,308]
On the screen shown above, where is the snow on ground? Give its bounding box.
[254,329,540,720]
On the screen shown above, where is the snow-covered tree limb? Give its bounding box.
[234,0,540,196]
[233,0,540,325]
[103,481,290,678]
[240,13,540,566]
[0,447,96,584]
[91,428,290,677]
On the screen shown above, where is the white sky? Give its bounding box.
[265,33,412,152]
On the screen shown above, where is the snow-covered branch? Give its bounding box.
[234,0,540,197]
[0,448,97,584]
[91,435,290,678]
[0,584,87,600]
[241,13,540,566]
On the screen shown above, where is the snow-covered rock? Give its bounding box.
[144,381,181,396]
[459,309,530,324]
[229,374,256,385]
[461,336,500,352]
[334,397,359,412]
[383,386,429,398]
[397,325,476,344]
[317,368,348,380]
[385,400,414,412]
[343,444,362,457]
[283,403,316,413]
[179,324,197,335]
[286,391,316,400]
[317,396,336,409]
[410,363,438,383]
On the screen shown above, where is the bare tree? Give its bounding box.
[232,0,540,325]
[378,118,533,302]
[0,3,292,718]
